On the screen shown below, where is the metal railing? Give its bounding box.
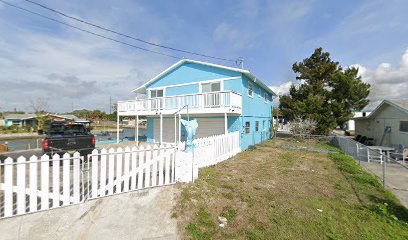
[117,91,242,114]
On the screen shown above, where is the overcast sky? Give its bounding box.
[1,0,407,113]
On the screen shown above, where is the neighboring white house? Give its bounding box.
[344,111,371,131]
[354,99,408,147]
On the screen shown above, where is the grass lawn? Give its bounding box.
[174,138,408,239]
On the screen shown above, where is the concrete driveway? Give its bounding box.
[0,185,178,240]
[360,161,408,208]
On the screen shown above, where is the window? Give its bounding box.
[202,82,221,107]
[150,89,164,98]
[248,82,253,97]
[245,121,250,134]
[255,121,259,131]
[400,121,408,132]
[264,92,269,103]
[201,82,221,93]
[263,120,265,130]
[149,89,164,110]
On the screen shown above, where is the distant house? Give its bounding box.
[343,111,371,132]
[354,99,408,147]
[3,113,37,127]
[117,59,276,150]
[2,113,89,127]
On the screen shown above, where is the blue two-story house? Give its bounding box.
[117,59,276,150]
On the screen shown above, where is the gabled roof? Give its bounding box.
[132,59,277,96]
[354,99,408,120]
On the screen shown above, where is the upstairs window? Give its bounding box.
[248,82,253,97]
[255,121,259,131]
[201,82,221,93]
[400,121,408,132]
[264,92,269,103]
[245,122,250,134]
[150,89,164,98]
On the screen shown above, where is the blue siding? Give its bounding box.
[224,78,242,93]
[146,117,154,144]
[146,63,240,91]
[239,75,273,150]
[144,62,274,150]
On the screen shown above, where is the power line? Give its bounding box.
[23,0,237,63]
[0,0,181,59]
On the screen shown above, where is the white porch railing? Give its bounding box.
[118,91,242,115]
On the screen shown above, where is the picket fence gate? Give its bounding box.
[0,144,176,219]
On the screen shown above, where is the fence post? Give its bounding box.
[356,143,361,165]
[382,156,386,187]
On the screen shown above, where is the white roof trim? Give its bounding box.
[132,59,276,96]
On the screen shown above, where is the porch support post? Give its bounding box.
[174,114,177,144]
[178,113,181,142]
[135,115,139,145]
[224,112,228,134]
[160,112,163,144]
[116,112,120,143]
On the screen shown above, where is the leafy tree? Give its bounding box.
[279,48,370,135]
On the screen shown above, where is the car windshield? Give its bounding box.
[49,124,87,135]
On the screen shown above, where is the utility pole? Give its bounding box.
[237,57,244,69]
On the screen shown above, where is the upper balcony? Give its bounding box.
[118,91,242,116]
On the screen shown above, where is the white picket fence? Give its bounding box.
[0,144,176,219]
[0,132,241,219]
[193,131,241,168]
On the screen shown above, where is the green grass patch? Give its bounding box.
[176,139,408,239]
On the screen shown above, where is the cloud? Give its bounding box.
[353,48,408,100]
[0,21,169,113]
[269,81,294,96]
[212,22,254,50]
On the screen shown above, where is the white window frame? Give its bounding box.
[248,82,254,98]
[255,121,259,132]
[264,92,269,103]
[149,88,165,98]
[245,121,250,134]
[200,81,222,93]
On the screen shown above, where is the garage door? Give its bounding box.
[153,118,225,143]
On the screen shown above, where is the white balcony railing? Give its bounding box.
[118,91,242,115]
